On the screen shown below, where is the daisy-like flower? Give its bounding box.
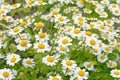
[95,6,104,14]
[61,59,77,68]
[35,31,49,41]
[91,46,102,55]
[74,67,89,80]
[76,0,84,8]
[42,55,59,66]
[106,60,117,68]
[97,54,108,63]
[0,68,16,80]
[83,8,92,14]
[102,45,113,53]
[57,36,72,47]
[50,8,60,16]
[6,53,21,66]
[86,37,99,47]
[62,67,73,75]
[17,40,32,51]
[34,22,44,30]
[112,8,120,16]
[56,46,69,54]
[8,27,23,36]
[71,28,81,39]
[25,0,35,7]
[22,58,35,68]
[33,41,50,53]
[83,61,95,71]
[11,3,21,9]
[100,12,108,18]
[100,0,110,5]
[110,69,120,78]
[48,74,62,80]
[54,14,69,24]
[34,0,47,6]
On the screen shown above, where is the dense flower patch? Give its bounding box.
[0,0,120,80]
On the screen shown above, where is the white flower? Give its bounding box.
[74,67,89,80]
[6,53,21,66]
[57,36,72,47]
[33,42,50,53]
[110,69,120,78]
[61,59,77,68]
[48,74,62,80]
[22,58,35,68]
[54,14,69,24]
[17,40,32,51]
[107,60,117,68]
[0,68,16,80]
[83,62,94,71]
[42,55,59,66]
[35,31,49,41]
[97,54,108,63]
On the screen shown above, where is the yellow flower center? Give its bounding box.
[97,8,102,12]
[0,32,3,37]
[87,63,92,67]
[66,68,71,72]
[27,1,33,5]
[58,17,64,21]
[20,40,28,46]
[38,43,45,49]
[100,25,105,29]
[52,10,58,15]
[100,55,105,60]
[67,28,72,32]
[39,32,45,38]
[47,56,54,62]
[52,77,59,80]
[90,23,94,28]
[62,39,68,44]
[60,47,66,51]
[74,29,80,34]
[78,21,83,25]
[13,27,20,33]
[93,48,98,53]
[0,9,5,14]
[78,70,85,76]
[10,56,16,63]
[38,1,43,4]
[21,21,27,26]
[66,60,73,66]
[85,31,92,36]
[107,19,111,24]
[114,71,120,75]
[2,71,9,78]
[26,60,32,64]
[79,0,84,4]
[105,47,110,51]
[78,17,83,21]
[74,77,79,80]
[35,23,43,29]
[89,39,96,45]
[12,4,17,7]
[114,10,119,14]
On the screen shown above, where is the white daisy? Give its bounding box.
[17,40,32,51]
[33,42,50,53]
[0,68,15,80]
[22,58,35,68]
[42,55,59,66]
[110,69,120,78]
[6,53,21,66]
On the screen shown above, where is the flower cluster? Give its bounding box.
[0,0,120,80]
